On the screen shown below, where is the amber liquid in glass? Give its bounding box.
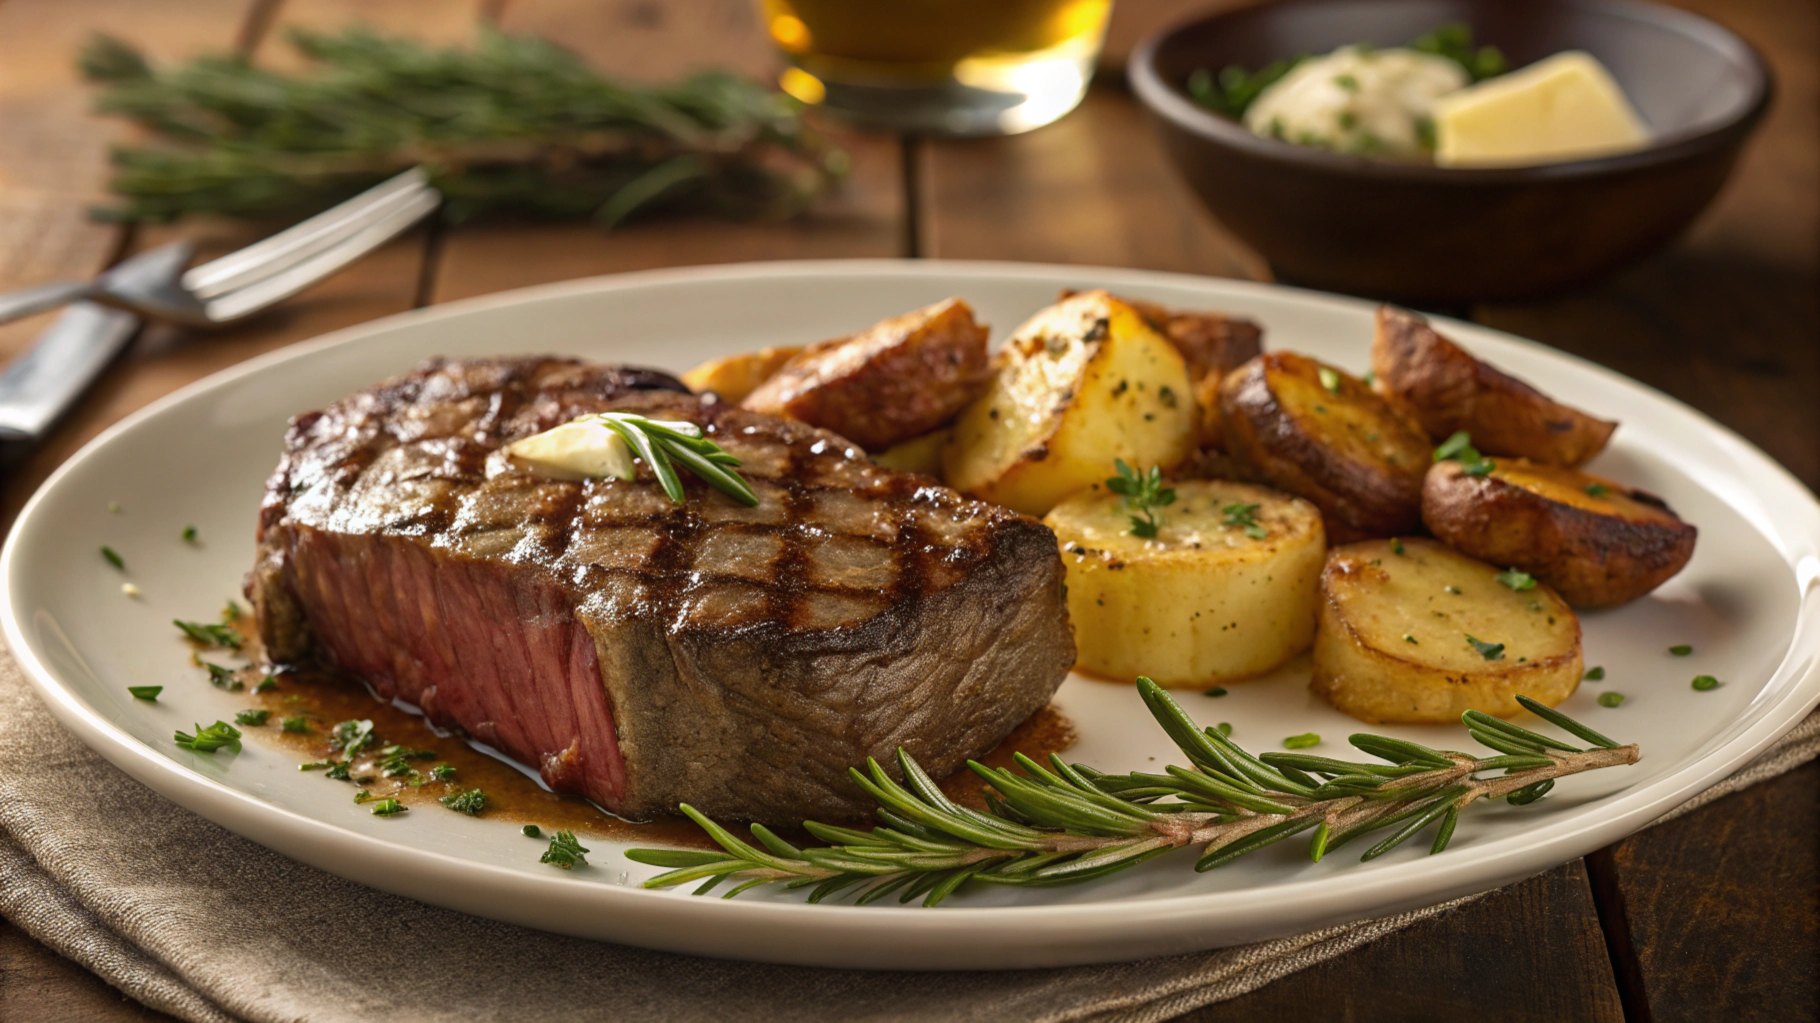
[760,0,1112,136]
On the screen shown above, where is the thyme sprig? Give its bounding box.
[629,682,1639,907]
[79,28,845,227]
[1106,460,1175,538]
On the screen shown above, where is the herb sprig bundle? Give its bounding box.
[79,28,845,228]
[628,680,1639,907]
[1106,460,1175,538]
[590,413,758,507]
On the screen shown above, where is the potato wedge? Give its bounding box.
[1423,458,1696,607]
[871,427,950,476]
[1313,538,1583,723]
[942,291,1196,516]
[1062,289,1263,449]
[1372,306,1616,466]
[1218,352,1430,543]
[1046,480,1325,686]
[740,298,991,451]
[681,345,802,404]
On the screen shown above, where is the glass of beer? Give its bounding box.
[759,0,1113,136]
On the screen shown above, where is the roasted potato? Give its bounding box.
[1313,538,1583,723]
[1372,306,1616,466]
[1219,352,1431,543]
[1046,480,1325,686]
[942,290,1196,517]
[1422,458,1696,608]
[742,298,991,451]
[1062,289,1263,450]
[681,345,802,404]
[871,428,950,476]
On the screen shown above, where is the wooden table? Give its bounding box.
[0,0,1813,1019]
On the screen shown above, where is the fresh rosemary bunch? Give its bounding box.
[628,679,1639,907]
[78,28,846,227]
[592,413,758,507]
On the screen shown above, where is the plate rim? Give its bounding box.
[5,258,1818,969]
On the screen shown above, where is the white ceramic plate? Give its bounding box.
[6,261,1817,970]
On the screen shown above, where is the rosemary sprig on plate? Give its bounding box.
[628,680,1638,907]
[79,28,845,227]
[593,413,758,507]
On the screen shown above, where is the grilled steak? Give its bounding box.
[249,357,1073,824]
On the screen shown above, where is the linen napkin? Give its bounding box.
[3,648,1815,1023]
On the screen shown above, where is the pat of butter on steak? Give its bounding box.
[249,357,1074,824]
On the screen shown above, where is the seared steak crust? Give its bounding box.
[251,357,1073,823]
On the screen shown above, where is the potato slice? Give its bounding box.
[943,291,1196,516]
[871,428,950,476]
[1062,289,1264,449]
[1046,480,1325,686]
[1372,306,1616,466]
[681,345,802,404]
[1423,458,1696,607]
[1313,538,1583,723]
[741,298,991,451]
[1219,352,1430,543]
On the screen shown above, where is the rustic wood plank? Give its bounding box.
[1176,862,1625,1023]
[1593,761,1819,1021]
[431,0,904,304]
[917,84,1267,279]
[0,918,181,1023]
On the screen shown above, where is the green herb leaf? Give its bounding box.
[1108,460,1176,538]
[1390,538,1405,555]
[1204,687,1227,698]
[175,618,241,649]
[1317,366,1343,394]
[1584,666,1605,681]
[330,718,376,755]
[1465,635,1505,661]
[101,545,124,570]
[1669,644,1693,656]
[1584,483,1610,498]
[1221,501,1267,540]
[541,830,591,870]
[1403,634,1418,644]
[234,709,270,726]
[1409,22,1509,81]
[127,685,162,701]
[174,720,241,753]
[353,789,374,803]
[429,764,458,780]
[1283,732,1321,750]
[440,788,487,815]
[254,675,279,692]
[280,715,310,734]
[1494,568,1537,591]
[182,525,198,542]
[583,412,758,507]
[1184,57,1303,118]
[370,798,405,816]
[203,662,243,691]
[325,761,350,781]
[298,762,331,771]
[1597,692,1626,708]
[1691,675,1720,691]
[522,824,543,838]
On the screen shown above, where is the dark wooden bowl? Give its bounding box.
[1129,0,1771,303]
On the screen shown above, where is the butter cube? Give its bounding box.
[505,417,636,481]
[1433,52,1649,168]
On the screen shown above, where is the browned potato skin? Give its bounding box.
[1063,290,1263,450]
[1422,458,1697,607]
[1372,306,1616,466]
[1219,352,1431,543]
[681,346,802,404]
[741,298,991,450]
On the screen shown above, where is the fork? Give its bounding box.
[0,168,441,328]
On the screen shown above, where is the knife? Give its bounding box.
[0,242,193,469]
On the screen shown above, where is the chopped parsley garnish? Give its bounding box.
[522,825,543,838]
[1444,585,1462,595]
[1106,460,1175,538]
[1433,430,1495,477]
[1204,687,1228,698]
[1584,483,1610,498]
[1411,22,1509,82]
[1185,58,1302,118]
[541,830,591,870]
[1403,634,1418,644]
[1390,538,1405,555]
[440,789,487,815]
[379,756,420,780]
[379,745,436,760]
[430,764,458,781]
[1669,644,1693,656]
[325,761,351,781]
[1317,366,1343,395]
[182,525,198,543]
[100,545,125,570]
[254,675,279,693]
[1465,635,1505,661]
[234,709,270,726]
[298,762,331,771]
[370,798,405,816]
[1494,568,1537,591]
[280,715,310,734]
[1221,502,1268,540]
[203,662,243,691]
[330,718,377,756]
[1597,692,1625,708]
[174,720,242,754]
[175,618,240,649]
[1584,666,1605,681]
[1333,73,1360,92]
[127,685,162,701]
[1282,732,1320,750]
[353,789,375,803]
[1691,675,1720,691]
